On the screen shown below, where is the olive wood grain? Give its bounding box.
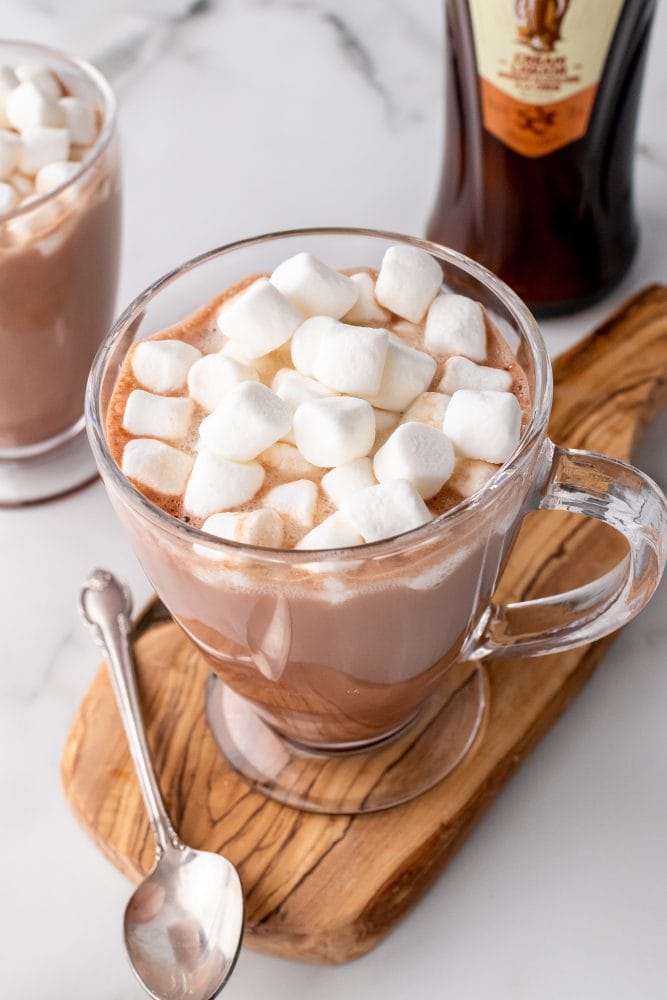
[61,285,667,964]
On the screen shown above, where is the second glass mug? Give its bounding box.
[86,229,667,814]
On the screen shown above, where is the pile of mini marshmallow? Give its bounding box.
[120,245,522,551]
[0,61,97,221]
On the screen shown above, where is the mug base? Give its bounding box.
[0,422,98,507]
[206,662,489,814]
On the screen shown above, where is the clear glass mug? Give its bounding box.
[86,229,667,814]
[0,41,121,505]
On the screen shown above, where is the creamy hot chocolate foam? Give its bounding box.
[106,246,530,552]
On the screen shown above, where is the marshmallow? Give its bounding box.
[5,195,61,242]
[261,442,319,480]
[15,63,62,102]
[34,159,80,194]
[368,335,436,411]
[373,422,455,499]
[123,389,194,442]
[449,459,497,499]
[341,272,390,325]
[217,277,301,358]
[374,245,442,323]
[0,68,18,128]
[312,321,389,396]
[373,407,400,440]
[272,367,335,412]
[184,449,265,517]
[5,82,64,131]
[443,389,522,464]
[402,391,450,429]
[293,396,375,468]
[122,439,194,495]
[424,293,487,361]
[0,130,21,180]
[342,479,432,543]
[264,479,318,529]
[131,339,202,394]
[9,172,31,197]
[0,181,18,214]
[187,353,258,412]
[271,252,358,318]
[199,381,292,461]
[201,508,284,548]
[19,126,70,176]
[321,457,376,509]
[297,511,364,550]
[58,96,96,145]
[440,356,512,394]
[290,316,336,377]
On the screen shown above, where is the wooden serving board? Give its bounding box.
[62,286,667,965]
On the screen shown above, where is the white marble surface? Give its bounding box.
[1,2,666,997]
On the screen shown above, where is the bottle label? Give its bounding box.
[467,0,624,157]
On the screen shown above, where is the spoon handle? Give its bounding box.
[81,571,182,856]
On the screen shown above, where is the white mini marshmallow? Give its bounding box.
[187,353,258,413]
[341,272,390,325]
[443,389,522,464]
[5,82,64,131]
[184,450,265,517]
[290,316,336,376]
[122,439,194,495]
[9,172,31,197]
[0,129,21,180]
[201,508,284,548]
[368,335,436,411]
[271,252,358,318]
[297,511,364,550]
[0,67,18,128]
[373,407,400,439]
[5,195,61,242]
[312,321,389,396]
[402,391,450,429]
[15,63,62,102]
[293,396,375,468]
[374,245,442,323]
[0,181,17,214]
[19,125,70,176]
[342,479,432,543]
[199,381,292,461]
[217,277,301,358]
[58,96,96,145]
[261,442,319,480]
[449,459,497,499]
[271,367,336,411]
[264,479,318,529]
[424,293,487,361]
[321,457,376,509]
[122,389,194,442]
[34,159,79,194]
[440,356,512,394]
[131,339,202,394]
[373,422,455,499]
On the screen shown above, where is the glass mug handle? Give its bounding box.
[464,443,667,660]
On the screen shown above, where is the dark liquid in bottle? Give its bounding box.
[427,0,656,317]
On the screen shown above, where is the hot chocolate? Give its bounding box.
[103,245,532,745]
[0,48,121,454]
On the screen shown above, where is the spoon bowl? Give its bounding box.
[125,846,243,1000]
[80,568,244,1000]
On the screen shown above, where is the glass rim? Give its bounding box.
[86,226,553,563]
[0,39,117,222]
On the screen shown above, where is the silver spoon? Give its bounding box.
[79,568,244,1000]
